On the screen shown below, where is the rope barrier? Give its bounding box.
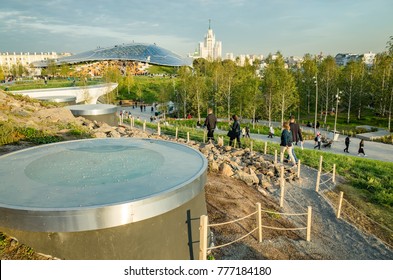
[340,211,393,250]
[262,225,307,231]
[208,211,257,227]
[207,228,258,250]
[285,190,308,212]
[260,209,308,216]
[341,197,393,233]
[319,177,333,186]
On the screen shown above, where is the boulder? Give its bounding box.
[234,170,259,186]
[219,163,234,177]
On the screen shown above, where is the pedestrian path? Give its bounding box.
[120,107,393,163]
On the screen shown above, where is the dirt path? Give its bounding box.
[206,162,393,260]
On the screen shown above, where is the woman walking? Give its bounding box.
[228,115,241,148]
[280,122,297,167]
[358,139,366,156]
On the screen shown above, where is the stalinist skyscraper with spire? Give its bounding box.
[196,20,222,61]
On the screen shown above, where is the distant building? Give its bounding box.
[192,20,222,61]
[361,52,376,67]
[335,52,376,67]
[0,51,71,71]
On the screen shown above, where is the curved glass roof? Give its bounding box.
[54,43,191,67]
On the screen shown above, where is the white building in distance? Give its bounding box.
[0,51,71,71]
[192,20,222,61]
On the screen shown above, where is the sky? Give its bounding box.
[1,0,392,58]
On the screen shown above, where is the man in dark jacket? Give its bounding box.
[204,108,217,142]
[288,115,303,163]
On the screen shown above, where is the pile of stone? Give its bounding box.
[196,142,299,193]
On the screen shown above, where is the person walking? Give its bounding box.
[358,139,366,156]
[288,115,303,163]
[314,132,321,150]
[344,135,350,153]
[245,126,250,138]
[228,115,241,148]
[280,122,297,167]
[268,125,274,138]
[204,108,217,143]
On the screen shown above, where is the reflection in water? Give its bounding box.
[25,146,163,187]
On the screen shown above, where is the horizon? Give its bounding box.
[0,0,392,58]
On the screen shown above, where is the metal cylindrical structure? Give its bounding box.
[0,138,208,259]
[67,104,118,126]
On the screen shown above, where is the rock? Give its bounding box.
[224,145,232,152]
[257,186,268,196]
[232,149,245,157]
[234,170,259,186]
[209,160,219,172]
[219,163,234,177]
[93,132,107,138]
[108,130,121,138]
[94,123,113,133]
[261,179,272,189]
[217,137,224,147]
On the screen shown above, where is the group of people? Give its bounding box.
[204,109,368,158]
[344,136,366,156]
[204,109,242,148]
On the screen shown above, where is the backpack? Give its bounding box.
[314,136,318,141]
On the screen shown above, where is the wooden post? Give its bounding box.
[337,191,344,219]
[157,122,161,136]
[332,164,336,184]
[264,141,267,155]
[199,215,208,260]
[175,127,178,139]
[203,130,206,143]
[234,138,237,148]
[274,150,277,164]
[256,203,262,242]
[297,159,301,179]
[319,155,323,173]
[143,120,146,132]
[280,152,284,163]
[306,206,312,242]
[280,166,285,207]
[315,171,321,192]
[250,141,253,153]
[187,132,190,143]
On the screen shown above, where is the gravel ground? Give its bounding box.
[206,161,393,260]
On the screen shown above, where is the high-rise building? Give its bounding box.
[193,20,222,61]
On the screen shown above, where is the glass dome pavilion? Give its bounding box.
[53,43,191,67]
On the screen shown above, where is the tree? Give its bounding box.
[218,59,237,121]
[261,53,298,125]
[189,69,208,122]
[339,60,367,124]
[370,53,392,118]
[0,66,4,81]
[125,66,134,95]
[297,54,318,119]
[177,66,192,118]
[318,56,339,124]
[47,59,57,77]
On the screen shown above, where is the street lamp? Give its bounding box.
[333,88,342,140]
[313,74,318,135]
